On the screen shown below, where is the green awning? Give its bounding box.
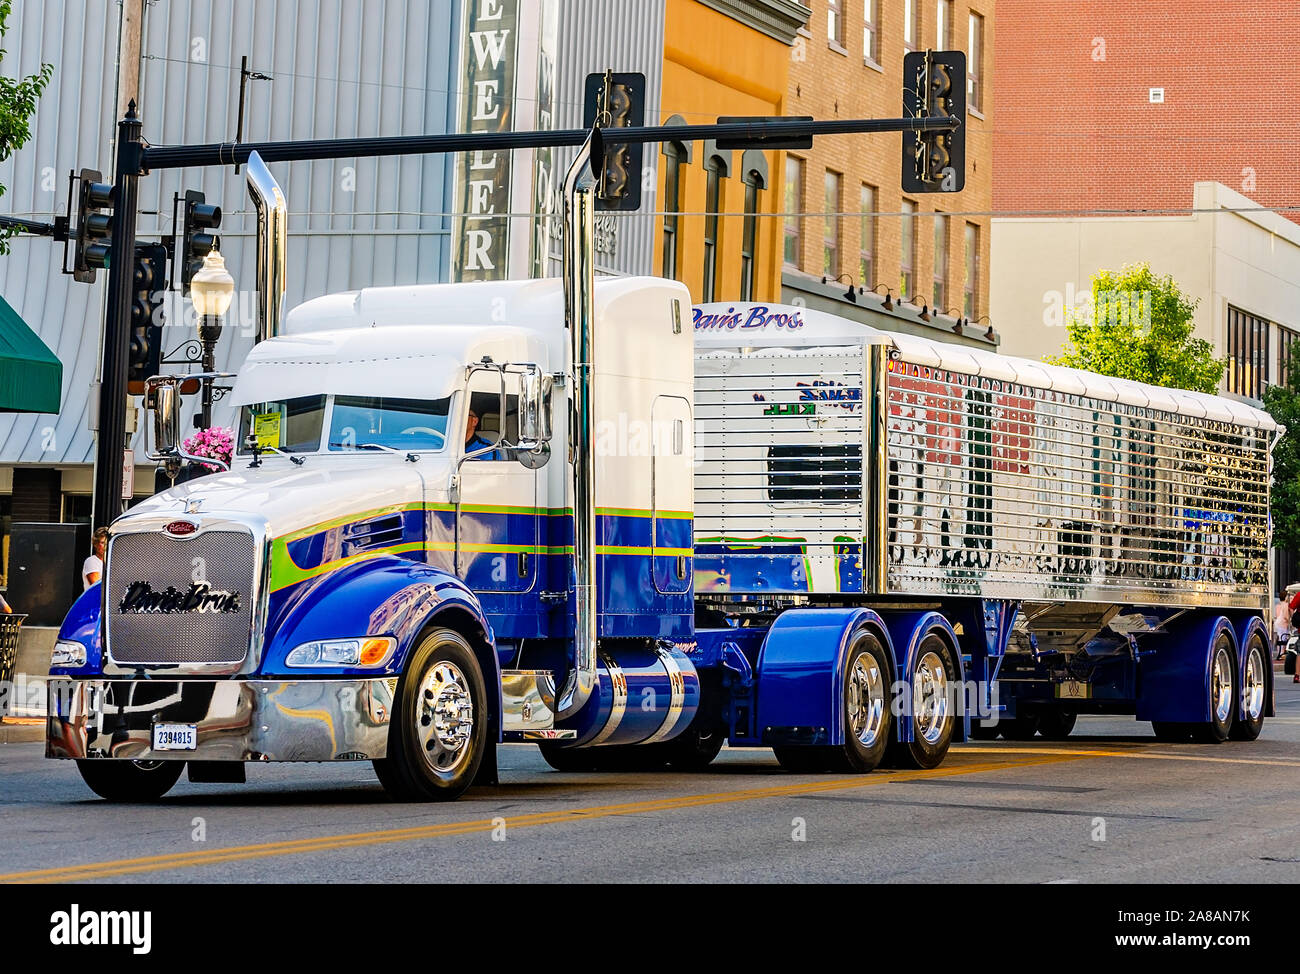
[0,295,62,413]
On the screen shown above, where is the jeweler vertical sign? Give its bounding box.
[453,0,519,281]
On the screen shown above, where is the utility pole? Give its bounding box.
[115,0,144,122]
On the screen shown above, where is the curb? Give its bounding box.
[0,721,45,744]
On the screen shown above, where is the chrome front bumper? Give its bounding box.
[46,678,394,762]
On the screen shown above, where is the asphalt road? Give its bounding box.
[2,671,1298,884]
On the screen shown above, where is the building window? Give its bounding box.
[662,142,684,279]
[968,11,985,112]
[900,198,917,299]
[936,0,952,47]
[1279,325,1299,388]
[904,0,920,53]
[964,221,979,318]
[863,0,879,62]
[703,156,724,301]
[741,169,763,301]
[1227,305,1270,400]
[828,0,844,47]
[859,184,877,288]
[784,156,804,269]
[823,170,842,277]
[933,213,948,311]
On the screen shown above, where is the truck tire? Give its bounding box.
[1191,636,1236,744]
[375,627,487,801]
[1037,709,1077,740]
[76,760,184,802]
[1151,721,1192,742]
[1230,636,1267,741]
[664,721,726,771]
[885,634,957,770]
[998,712,1041,740]
[772,631,892,774]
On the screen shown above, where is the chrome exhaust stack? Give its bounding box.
[555,131,598,719]
[245,151,287,343]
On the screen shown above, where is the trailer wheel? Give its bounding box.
[375,627,486,801]
[76,760,184,802]
[1229,636,1267,742]
[886,634,956,770]
[1191,636,1236,744]
[1037,710,1077,740]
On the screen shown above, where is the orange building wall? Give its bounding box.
[656,0,794,303]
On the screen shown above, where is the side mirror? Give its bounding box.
[520,370,553,444]
[153,382,182,455]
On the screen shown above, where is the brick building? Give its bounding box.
[782,0,996,346]
[991,0,1300,390]
[993,0,1300,226]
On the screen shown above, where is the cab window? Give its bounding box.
[328,396,451,452]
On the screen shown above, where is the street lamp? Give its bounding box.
[190,248,234,429]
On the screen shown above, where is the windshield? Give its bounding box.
[238,396,326,453]
[328,395,451,452]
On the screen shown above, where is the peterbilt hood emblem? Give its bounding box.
[164,519,198,536]
[118,581,242,615]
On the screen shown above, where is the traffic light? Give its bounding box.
[72,168,114,283]
[902,50,966,194]
[583,71,644,211]
[179,189,221,292]
[127,243,167,394]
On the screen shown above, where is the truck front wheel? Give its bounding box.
[375,628,487,801]
[76,760,184,802]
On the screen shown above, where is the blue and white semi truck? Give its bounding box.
[47,156,1277,801]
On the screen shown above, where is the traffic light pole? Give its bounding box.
[91,102,143,529]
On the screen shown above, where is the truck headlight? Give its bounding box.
[51,640,87,668]
[286,636,396,668]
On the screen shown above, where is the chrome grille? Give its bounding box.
[106,530,257,666]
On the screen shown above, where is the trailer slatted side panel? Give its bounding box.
[694,347,867,594]
[884,357,1271,608]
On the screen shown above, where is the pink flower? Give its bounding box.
[183,426,235,472]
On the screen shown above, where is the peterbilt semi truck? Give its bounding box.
[47,154,1277,802]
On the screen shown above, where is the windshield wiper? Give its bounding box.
[247,443,305,467]
[357,443,420,463]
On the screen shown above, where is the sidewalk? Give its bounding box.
[0,718,44,744]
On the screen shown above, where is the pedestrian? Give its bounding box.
[82,528,108,590]
[1275,592,1292,659]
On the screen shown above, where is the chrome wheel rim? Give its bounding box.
[1211,645,1234,725]
[914,650,950,745]
[416,660,474,777]
[1241,646,1265,722]
[846,649,886,748]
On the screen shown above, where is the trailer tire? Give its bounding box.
[1151,721,1192,742]
[1037,710,1077,740]
[1229,636,1267,742]
[76,760,184,802]
[886,634,957,770]
[825,632,892,772]
[1191,636,1236,744]
[376,627,487,801]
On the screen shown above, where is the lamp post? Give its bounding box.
[190,248,235,429]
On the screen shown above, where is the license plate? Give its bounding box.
[1055,680,1091,700]
[152,722,197,751]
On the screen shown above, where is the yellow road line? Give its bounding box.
[1,754,1079,884]
[960,745,1300,768]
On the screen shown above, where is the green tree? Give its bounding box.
[0,0,53,255]
[1265,363,1300,553]
[1047,262,1224,395]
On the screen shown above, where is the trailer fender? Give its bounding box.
[1135,614,1237,724]
[754,608,895,747]
[263,556,501,736]
[1230,614,1274,719]
[878,611,965,744]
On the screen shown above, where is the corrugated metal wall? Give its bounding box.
[0,0,463,464]
[549,0,665,277]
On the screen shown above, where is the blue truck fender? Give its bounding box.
[753,608,895,747]
[264,556,502,737]
[878,611,965,744]
[1136,614,1237,724]
[49,584,103,676]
